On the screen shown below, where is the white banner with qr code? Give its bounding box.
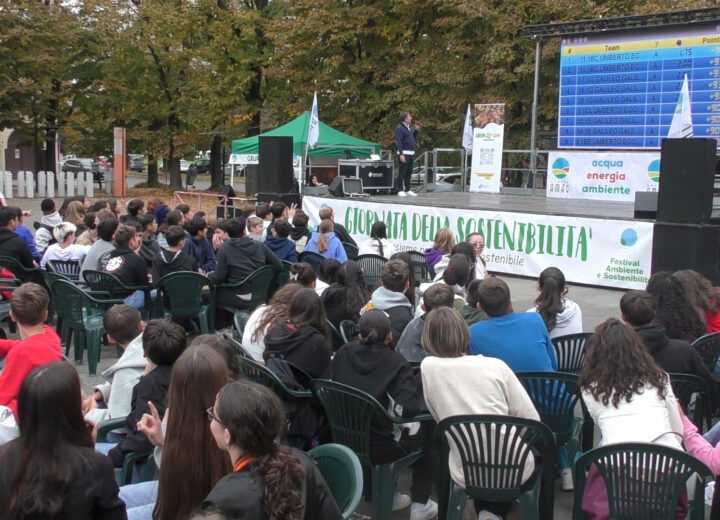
[470,103,505,193]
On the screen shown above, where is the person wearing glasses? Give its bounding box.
[466,232,488,280]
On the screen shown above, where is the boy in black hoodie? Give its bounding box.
[104,223,151,311]
[329,310,437,519]
[0,207,35,273]
[101,320,187,468]
[621,289,719,409]
[152,225,198,281]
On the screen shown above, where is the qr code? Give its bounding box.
[477,148,494,165]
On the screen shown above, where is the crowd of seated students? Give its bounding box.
[7,199,720,519]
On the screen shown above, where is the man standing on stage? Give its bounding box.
[395,112,418,197]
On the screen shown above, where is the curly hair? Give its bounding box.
[216,381,305,520]
[579,318,668,408]
[674,269,720,314]
[646,271,707,341]
[252,283,303,343]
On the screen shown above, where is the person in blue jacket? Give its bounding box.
[394,112,419,197]
[305,219,347,263]
[264,218,297,263]
[182,216,216,274]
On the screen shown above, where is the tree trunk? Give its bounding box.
[147,154,159,186]
[168,137,182,189]
[209,134,223,190]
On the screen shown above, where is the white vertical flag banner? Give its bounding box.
[470,103,505,193]
[461,103,473,153]
[307,92,320,149]
[667,74,694,139]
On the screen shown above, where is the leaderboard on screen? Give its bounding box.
[558,26,720,149]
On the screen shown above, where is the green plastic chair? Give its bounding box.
[551,332,593,374]
[342,242,359,261]
[0,255,43,283]
[406,250,426,264]
[311,379,433,520]
[298,251,325,272]
[326,318,343,346]
[83,270,153,317]
[233,311,250,342]
[215,265,277,316]
[669,372,711,431]
[356,254,387,291]
[238,355,312,399]
[308,443,363,519]
[96,417,156,486]
[50,278,123,376]
[220,331,253,360]
[0,278,19,339]
[516,372,583,464]
[435,414,556,520]
[47,259,82,282]
[339,320,358,344]
[572,442,712,520]
[691,331,720,376]
[154,271,215,333]
[410,261,435,286]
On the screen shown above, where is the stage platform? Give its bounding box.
[368,191,639,221]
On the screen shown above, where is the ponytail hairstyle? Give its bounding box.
[534,267,567,332]
[215,381,305,520]
[389,251,416,308]
[316,219,334,254]
[370,221,388,257]
[358,309,392,346]
[290,262,317,288]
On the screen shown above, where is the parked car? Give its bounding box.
[180,159,191,172]
[188,158,210,176]
[61,158,104,189]
[128,154,144,172]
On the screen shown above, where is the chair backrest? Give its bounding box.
[154,271,214,318]
[233,312,250,341]
[668,372,709,428]
[552,332,593,374]
[342,242,359,261]
[435,414,555,503]
[326,319,343,345]
[410,261,434,286]
[47,259,81,280]
[49,278,93,328]
[573,442,712,520]
[245,265,278,310]
[298,251,325,272]
[0,255,37,281]
[406,250,426,264]
[516,372,582,442]
[308,443,363,519]
[220,331,253,360]
[274,260,294,288]
[356,254,387,291]
[83,269,123,295]
[311,379,386,467]
[691,331,720,375]
[339,320,358,344]
[237,355,311,399]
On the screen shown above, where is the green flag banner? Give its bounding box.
[303,196,653,290]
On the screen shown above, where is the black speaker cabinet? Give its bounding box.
[657,138,717,224]
[634,191,658,219]
[244,164,260,197]
[328,176,344,197]
[651,222,720,283]
[258,136,294,194]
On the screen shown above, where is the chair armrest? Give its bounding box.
[386,412,434,425]
[97,417,127,442]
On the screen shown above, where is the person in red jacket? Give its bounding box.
[0,282,61,417]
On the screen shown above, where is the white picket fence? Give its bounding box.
[2,171,95,200]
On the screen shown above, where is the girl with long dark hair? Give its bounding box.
[527,267,583,338]
[321,260,371,330]
[316,258,341,296]
[204,381,342,519]
[263,289,332,378]
[578,319,684,518]
[242,283,303,361]
[359,221,396,259]
[0,361,125,519]
[646,271,707,342]
[121,345,232,520]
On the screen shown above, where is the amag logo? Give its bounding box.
[647,159,660,183]
[551,157,570,180]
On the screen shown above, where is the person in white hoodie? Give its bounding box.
[526,267,583,338]
[358,221,396,259]
[39,222,92,269]
[83,305,147,424]
[34,198,63,255]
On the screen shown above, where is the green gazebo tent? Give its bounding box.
[231,112,380,158]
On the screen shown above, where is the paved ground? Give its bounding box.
[5,194,628,519]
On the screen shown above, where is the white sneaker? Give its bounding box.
[392,492,411,511]
[560,468,574,491]
[407,190,417,196]
[477,511,502,520]
[410,498,438,520]
[398,191,407,197]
